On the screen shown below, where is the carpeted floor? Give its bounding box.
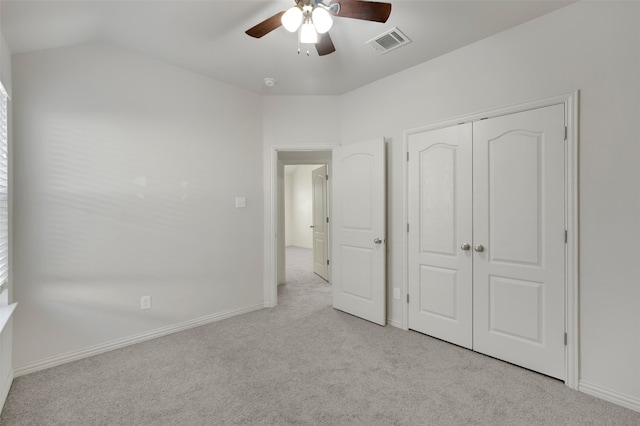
[1,246,639,425]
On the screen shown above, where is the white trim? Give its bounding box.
[386,318,402,329]
[401,135,409,331]
[267,145,337,308]
[403,92,579,135]
[401,91,579,388]
[579,381,640,413]
[0,369,12,412]
[0,303,16,334]
[564,91,580,390]
[14,303,265,377]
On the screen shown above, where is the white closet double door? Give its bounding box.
[408,104,566,379]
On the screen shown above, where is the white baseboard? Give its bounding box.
[579,380,640,413]
[387,318,402,328]
[14,303,266,377]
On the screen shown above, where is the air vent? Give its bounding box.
[366,27,411,55]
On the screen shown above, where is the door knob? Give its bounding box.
[474,244,484,252]
[374,238,383,244]
[309,225,314,228]
[460,243,471,251]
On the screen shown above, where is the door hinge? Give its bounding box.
[327,259,330,266]
[406,294,410,303]
[407,223,410,233]
[564,126,568,141]
[326,174,329,181]
[564,230,568,243]
[564,332,568,346]
[406,152,409,162]
[326,217,329,223]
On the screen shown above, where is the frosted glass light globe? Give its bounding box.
[282,7,303,32]
[300,22,318,44]
[312,7,333,34]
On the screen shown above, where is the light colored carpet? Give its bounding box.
[1,246,639,425]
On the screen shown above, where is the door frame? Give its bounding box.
[401,91,579,389]
[268,145,337,308]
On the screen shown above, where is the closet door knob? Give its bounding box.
[374,238,383,244]
[474,244,484,252]
[460,243,471,251]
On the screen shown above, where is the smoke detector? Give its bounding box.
[264,77,277,87]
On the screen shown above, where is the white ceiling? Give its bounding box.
[0,0,573,95]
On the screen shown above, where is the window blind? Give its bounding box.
[0,83,8,290]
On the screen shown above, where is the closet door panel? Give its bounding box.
[473,104,566,380]
[408,124,473,349]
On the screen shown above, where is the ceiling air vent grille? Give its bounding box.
[366,27,411,55]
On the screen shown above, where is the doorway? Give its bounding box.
[269,147,335,307]
[269,140,388,326]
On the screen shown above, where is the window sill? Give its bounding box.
[0,303,16,334]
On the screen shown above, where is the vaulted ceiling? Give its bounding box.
[0,0,573,95]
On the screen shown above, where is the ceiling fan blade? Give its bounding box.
[316,33,336,56]
[329,0,391,23]
[245,11,286,38]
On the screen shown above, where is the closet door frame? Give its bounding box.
[401,91,579,389]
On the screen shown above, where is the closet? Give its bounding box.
[407,104,566,379]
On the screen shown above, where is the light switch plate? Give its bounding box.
[235,197,246,208]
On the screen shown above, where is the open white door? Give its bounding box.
[332,138,386,325]
[312,165,329,281]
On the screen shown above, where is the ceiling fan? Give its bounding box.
[245,0,392,56]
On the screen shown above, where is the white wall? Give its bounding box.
[284,166,293,247]
[337,0,640,409]
[284,165,315,249]
[11,42,264,371]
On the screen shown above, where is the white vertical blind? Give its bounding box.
[0,82,8,290]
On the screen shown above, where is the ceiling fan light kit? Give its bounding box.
[245,0,392,56]
[283,4,332,45]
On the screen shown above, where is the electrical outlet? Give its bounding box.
[393,288,400,300]
[140,295,151,310]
